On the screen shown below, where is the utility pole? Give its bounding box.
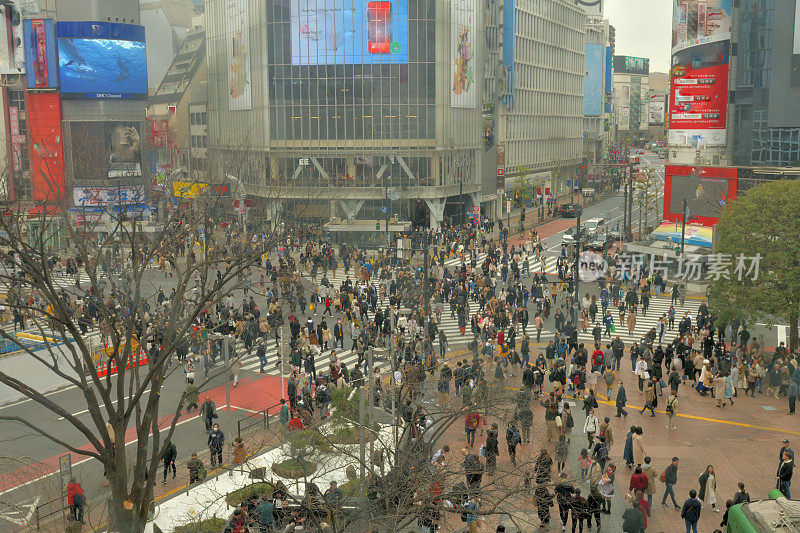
[637,191,643,241]
[573,208,582,327]
[280,323,286,400]
[359,368,366,486]
[627,158,634,242]
[680,198,687,257]
[385,187,390,246]
[622,179,628,244]
[367,345,375,475]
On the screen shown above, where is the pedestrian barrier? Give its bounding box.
[94,337,149,377]
[237,402,280,437]
[32,493,67,530]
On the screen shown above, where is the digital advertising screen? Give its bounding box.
[663,165,737,226]
[583,44,604,116]
[290,0,409,65]
[451,0,477,108]
[70,121,143,180]
[226,0,251,110]
[56,22,148,99]
[668,40,728,146]
[672,0,731,54]
[614,55,649,75]
[23,19,57,89]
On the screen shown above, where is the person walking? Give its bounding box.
[187,452,205,484]
[788,378,798,415]
[681,489,702,533]
[485,423,500,475]
[208,423,225,467]
[632,427,646,468]
[622,500,645,533]
[199,396,217,433]
[778,450,794,498]
[554,472,576,531]
[665,390,679,429]
[584,408,600,447]
[640,378,656,416]
[506,421,522,466]
[698,465,719,512]
[662,457,680,509]
[616,382,629,418]
[66,478,85,523]
[161,439,177,484]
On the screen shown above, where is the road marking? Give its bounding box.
[0,405,226,498]
[57,388,152,420]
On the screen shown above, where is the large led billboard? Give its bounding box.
[290,0,409,65]
[663,165,737,226]
[23,19,57,89]
[668,39,729,146]
[56,22,148,99]
[614,55,649,75]
[583,44,603,116]
[70,122,143,181]
[672,0,731,54]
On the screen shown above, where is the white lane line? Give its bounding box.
[57,388,152,420]
[0,405,226,498]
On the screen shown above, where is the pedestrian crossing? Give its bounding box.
[575,294,700,348]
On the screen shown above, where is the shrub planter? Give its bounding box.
[174,517,227,533]
[226,482,275,507]
[271,458,317,479]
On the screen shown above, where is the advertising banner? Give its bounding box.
[226,0,252,110]
[73,185,145,207]
[290,0,409,66]
[584,44,603,116]
[451,0,477,108]
[502,0,515,105]
[70,122,143,180]
[668,39,729,146]
[663,164,737,226]
[27,93,65,202]
[56,22,148,99]
[648,95,665,125]
[605,46,613,94]
[672,0,731,54]
[614,55,649,75]
[23,19,57,89]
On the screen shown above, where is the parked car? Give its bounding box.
[558,203,579,218]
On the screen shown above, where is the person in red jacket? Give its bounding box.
[629,466,649,494]
[591,347,605,371]
[67,477,85,523]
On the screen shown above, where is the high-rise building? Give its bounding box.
[730,0,800,167]
[484,0,585,211]
[612,55,650,145]
[204,0,586,229]
[0,0,151,240]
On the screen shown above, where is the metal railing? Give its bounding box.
[237,402,281,438]
[32,494,67,530]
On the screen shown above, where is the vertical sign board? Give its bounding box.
[502,0,515,105]
[27,93,65,202]
[496,145,505,191]
[8,107,22,171]
[59,454,71,489]
[451,0,477,108]
[226,0,252,110]
[23,19,57,89]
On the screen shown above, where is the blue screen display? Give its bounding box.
[290,0,409,65]
[58,38,147,98]
[583,44,603,116]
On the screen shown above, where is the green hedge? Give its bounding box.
[174,517,227,533]
[226,482,275,507]
[272,458,317,479]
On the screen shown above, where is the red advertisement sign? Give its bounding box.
[669,61,728,130]
[27,93,65,202]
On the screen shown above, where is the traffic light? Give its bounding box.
[376,221,381,230]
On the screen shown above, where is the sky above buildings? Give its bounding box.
[606,0,672,73]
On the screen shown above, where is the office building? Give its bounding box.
[612,55,650,144]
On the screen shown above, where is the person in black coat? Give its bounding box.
[616,382,629,418]
[484,423,500,475]
[778,451,794,498]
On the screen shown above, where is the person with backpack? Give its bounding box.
[665,390,679,429]
[161,439,177,484]
[602,366,616,400]
[66,477,85,523]
[199,396,217,433]
[583,408,600,447]
[661,457,680,508]
[187,452,205,484]
[506,421,522,466]
[465,411,480,447]
[592,435,610,469]
[561,404,575,443]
